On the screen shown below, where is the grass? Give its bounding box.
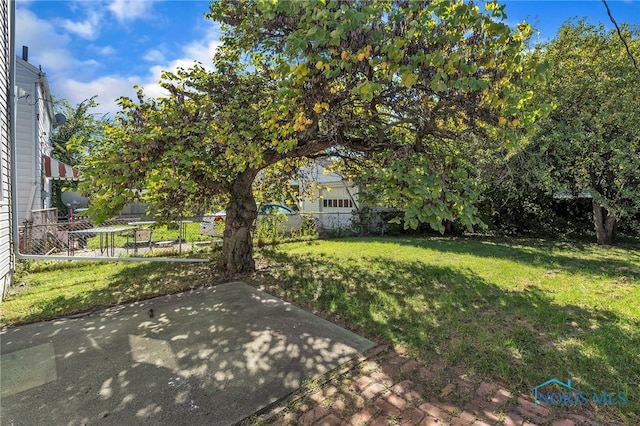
[1,259,217,325]
[255,237,640,424]
[2,236,639,423]
[80,220,314,251]
[84,222,211,250]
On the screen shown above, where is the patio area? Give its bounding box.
[19,208,218,259]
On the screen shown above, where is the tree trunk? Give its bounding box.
[592,201,616,245]
[444,219,452,235]
[218,171,258,273]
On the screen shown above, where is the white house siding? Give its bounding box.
[314,183,359,230]
[296,163,359,230]
[15,57,53,228]
[0,0,14,298]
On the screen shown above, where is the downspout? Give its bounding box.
[9,0,20,261]
[342,180,359,211]
[38,69,55,212]
[25,78,39,220]
[24,185,36,222]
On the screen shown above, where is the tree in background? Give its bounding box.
[529,20,640,244]
[50,96,104,216]
[82,0,547,272]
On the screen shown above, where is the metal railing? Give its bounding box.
[304,209,399,236]
[19,215,219,259]
[304,211,357,236]
[17,209,397,260]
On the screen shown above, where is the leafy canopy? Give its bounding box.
[528,20,640,235]
[82,0,547,238]
[51,96,104,215]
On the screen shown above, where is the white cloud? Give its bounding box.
[140,36,223,100]
[58,10,102,40]
[182,38,223,66]
[91,45,118,56]
[77,36,222,116]
[16,8,72,69]
[108,0,155,23]
[119,28,222,103]
[143,49,166,63]
[16,2,222,118]
[16,7,104,76]
[43,56,220,118]
[32,49,83,73]
[57,75,148,118]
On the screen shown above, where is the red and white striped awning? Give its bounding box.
[43,155,80,180]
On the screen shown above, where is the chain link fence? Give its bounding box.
[19,208,218,258]
[18,208,399,259]
[307,208,401,237]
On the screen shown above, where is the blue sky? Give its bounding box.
[16,0,640,117]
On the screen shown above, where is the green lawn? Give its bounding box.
[255,237,640,423]
[1,260,214,324]
[2,236,638,423]
[84,222,211,250]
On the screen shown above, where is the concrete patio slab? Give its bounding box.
[0,282,375,425]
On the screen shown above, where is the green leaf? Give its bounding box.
[402,72,419,88]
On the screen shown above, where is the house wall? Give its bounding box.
[296,163,359,230]
[15,57,53,228]
[0,0,15,298]
[308,182,359,230]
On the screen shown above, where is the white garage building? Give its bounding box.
[295,162,359,231]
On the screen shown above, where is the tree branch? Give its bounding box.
[601,0,640,76]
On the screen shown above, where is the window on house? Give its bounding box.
[322,199,353,208]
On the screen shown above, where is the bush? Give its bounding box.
[478,188,596,241]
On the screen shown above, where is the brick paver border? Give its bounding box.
[241,346,614,426]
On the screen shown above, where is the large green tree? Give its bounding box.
[83,0,546,272]
[50,96,104,216]
[530,20,640,244]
